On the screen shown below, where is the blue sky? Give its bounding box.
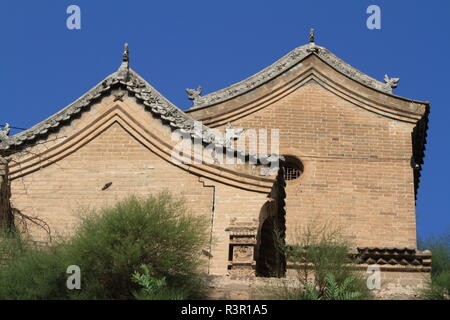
[0,0,448,240]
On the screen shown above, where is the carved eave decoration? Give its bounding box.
[354,247,432,272]
[286,246,432,272]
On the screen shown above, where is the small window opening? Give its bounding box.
[281,156,303,181]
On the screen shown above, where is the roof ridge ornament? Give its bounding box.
[186,86,203,107]
[117,43,130,80]
[307,28,318,53]
[0,123,10,142]
[122,43,129,63]
[383,74,400,91]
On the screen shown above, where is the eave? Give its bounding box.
[0,63,281,167]
[186,42,428,112]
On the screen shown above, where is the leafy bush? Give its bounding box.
[0,230,68,300]
[266,223,370,300]
[0,247,69,300]
[0,193,209,300]
[418,230,450,300]
[131,264,184,300]
[0,229,27,263]
[292,274,362,300]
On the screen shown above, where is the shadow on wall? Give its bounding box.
[255,156,304,278]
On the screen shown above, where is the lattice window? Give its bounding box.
[283,166,302,181]
[282,156,303,181]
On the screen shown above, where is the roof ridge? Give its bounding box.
[0,71,118,150]
[1,66,281,166]
[187,42,417,109]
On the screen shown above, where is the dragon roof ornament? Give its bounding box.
[188,36,398,109]
[0,124,10,142]
[0,44,281,167]
[383,74,400,90]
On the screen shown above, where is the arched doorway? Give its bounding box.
[256,215,280,277]
[256,156,303,277]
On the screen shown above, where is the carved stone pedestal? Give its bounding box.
[225,219,258,278]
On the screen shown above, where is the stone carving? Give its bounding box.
[0,124,10,142]
[224,122,245,146]
[307,28,319,53]
[309,28,315,43]
[113,89,125,102]
[383,74,400,90]
[185,86,203,105]
[227,219,258,277]
[117,43,130,80]
[233,245,253,262]
[122,43,129,62]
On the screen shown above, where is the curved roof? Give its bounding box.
[184,40,429,199]
[187,42,427,109]
[0,42,428,197]
[0,53,280,165]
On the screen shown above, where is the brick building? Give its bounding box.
[0,35,431,293]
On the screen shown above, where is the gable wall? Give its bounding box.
[218,81,417,248]
[9,121,214,239]
[8,95,273,275]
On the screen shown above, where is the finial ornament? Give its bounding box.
[117,43,130,80]
[123,43,129,62]
[306,28,318,53]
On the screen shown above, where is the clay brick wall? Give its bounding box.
[6,65,423,276]
[7,95,271,275]
[206,271,429,300]
[207,182,269,274]
[10,122,213,239]
[217,81,418,248]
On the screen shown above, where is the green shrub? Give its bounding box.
[0,193,209,300]
[418,230,450,300]
[266,223,370,300]
[322,273,362,300]
[287,273,362,300]
[131,264,184,300]
[0,246,69,300]
[0,229,27,263]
